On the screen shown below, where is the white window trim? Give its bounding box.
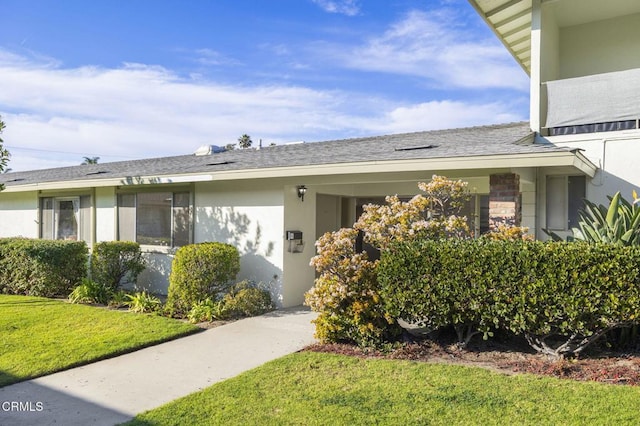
[117,189,193,249]
[54,197,80,241]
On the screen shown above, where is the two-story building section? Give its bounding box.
[471,0,640,238]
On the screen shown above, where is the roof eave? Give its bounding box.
[467,0,532,76]
[0,151,597,193]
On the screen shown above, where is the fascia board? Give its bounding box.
[0,151,596,193]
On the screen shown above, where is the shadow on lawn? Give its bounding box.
[0,298,61,307]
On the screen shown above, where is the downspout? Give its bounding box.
[592,138,608,187]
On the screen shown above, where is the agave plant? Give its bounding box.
[547,191,640,245]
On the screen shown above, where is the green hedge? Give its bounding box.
[0,238,88,297]
[378,240,640,357]
[166,242,240,316]
[90,241,146,293]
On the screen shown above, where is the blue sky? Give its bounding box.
[0,0,529,172]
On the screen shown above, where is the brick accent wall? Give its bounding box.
[489,173,521,230]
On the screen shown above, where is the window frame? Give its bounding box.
[39,194,92,242]
[116,187,193,250]
[545,175,586,231]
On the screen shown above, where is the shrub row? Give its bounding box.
[0,238,88,297]
[378,239,640,358]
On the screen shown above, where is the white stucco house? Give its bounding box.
[0,0,637,307]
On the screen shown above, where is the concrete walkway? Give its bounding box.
[0,307,317,426]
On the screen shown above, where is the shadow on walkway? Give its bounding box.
[0,307,317,426]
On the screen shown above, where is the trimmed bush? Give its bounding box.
[91,241,146,293]
[166,242,240,316]
[0,238,87,297]
[378,239,640,358]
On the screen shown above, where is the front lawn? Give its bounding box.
[0,295,199,387]
[128,351,640,425]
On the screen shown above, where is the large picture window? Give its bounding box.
[117,191,191,248]
[40,196,91,242]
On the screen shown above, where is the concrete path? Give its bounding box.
[0,307,317,426]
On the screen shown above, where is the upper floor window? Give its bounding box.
[40,196,91,242]
[117,191,191,248]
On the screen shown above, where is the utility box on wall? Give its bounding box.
[286,230,304,253]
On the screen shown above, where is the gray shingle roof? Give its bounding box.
[0,122,572,188]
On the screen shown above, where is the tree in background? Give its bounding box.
[237,134,252,149]
[82,156,100,165]
[0,116,11,189]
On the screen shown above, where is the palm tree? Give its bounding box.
[82,156,100,165]
[237,134,252,149]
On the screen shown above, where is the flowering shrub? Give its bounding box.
[305,176,472,346]
[484,224,533,241]
[354,175,472,249]
[306,228,401,346]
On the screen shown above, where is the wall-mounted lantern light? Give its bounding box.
[297,185,307,202]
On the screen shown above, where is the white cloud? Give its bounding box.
[377,100,526,133]
[191,48,241,66]
[332,9,528,91]
[0,48,526,172]
[312,0,360,16]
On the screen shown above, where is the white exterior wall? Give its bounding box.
[559,13,640,79]
[195,180,286,305]
[282,184,316,307]
[0,191,39,238]
[531,2,560,132]
[546,132,640,205]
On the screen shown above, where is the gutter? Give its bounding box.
[0,150,598,193]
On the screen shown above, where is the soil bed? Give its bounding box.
[305,330,640,386]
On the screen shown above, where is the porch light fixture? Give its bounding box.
[297,185,307,202]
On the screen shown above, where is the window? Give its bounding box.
[546,175,586,231]
[457,194,490,237]
[40,196,91,242]
[117,191,191,247]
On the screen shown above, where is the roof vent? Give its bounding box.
[194,145,225,156]
[85,170,109,176]
[395,144,437,152]
[206,161,234,167]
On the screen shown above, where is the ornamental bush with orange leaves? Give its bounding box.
[305,175,472,347]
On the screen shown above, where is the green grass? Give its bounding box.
[0,295,199,387]
[128,351,640,425]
